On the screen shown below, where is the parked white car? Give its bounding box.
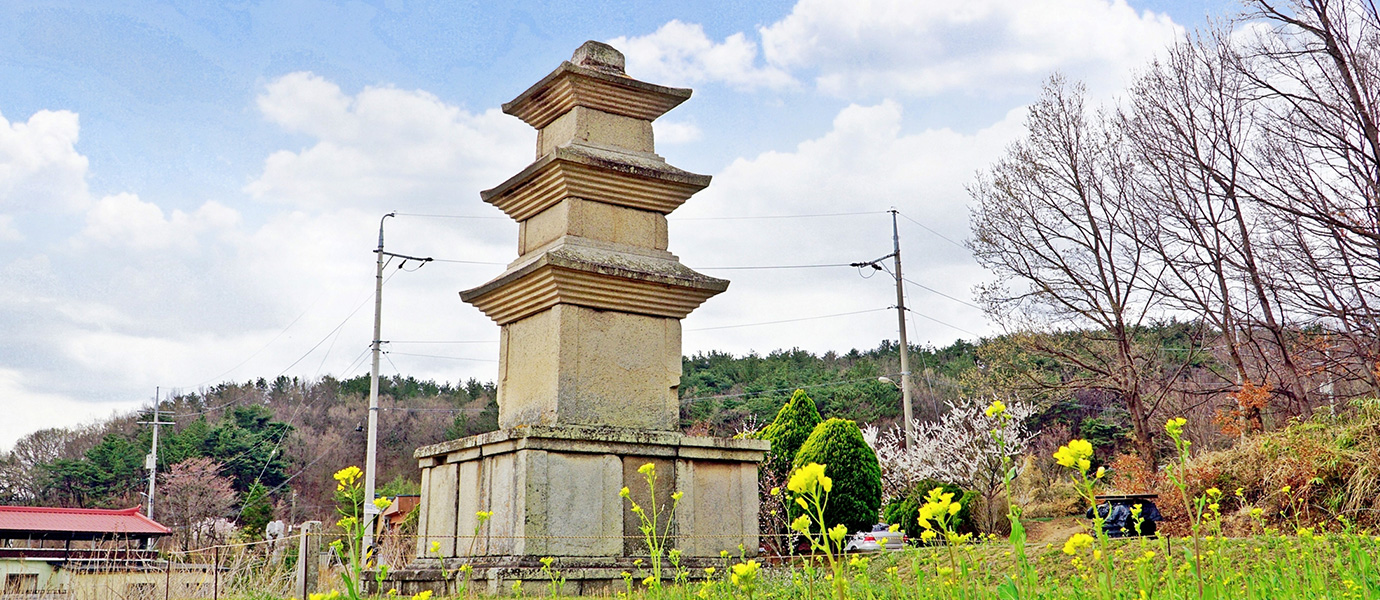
[843,524,907,552]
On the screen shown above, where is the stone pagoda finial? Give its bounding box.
[460,40,728,432]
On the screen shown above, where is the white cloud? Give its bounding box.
[758,0,1183,97]
[653,120,703,145]
[608,0,1182,99]
[0,109,90,211]
[1,72,528,446]
[0,368,127,452]
[78,193,240,251]
[0,215,20,242]
[246,72,532,213]
[608,20,796,90]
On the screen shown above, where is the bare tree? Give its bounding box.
[969,76,1181,470]
[0,428,78,504]
[1125,30,1313,428]
[1238,0,1380,395]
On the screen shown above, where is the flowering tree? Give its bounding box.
[159,457,237,550]
[863,397,1035,530]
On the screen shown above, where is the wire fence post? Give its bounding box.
[295,521,322,600]
[164,553,171,600]
[213,545,220,600]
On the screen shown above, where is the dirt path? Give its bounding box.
[1023,516,1087,545]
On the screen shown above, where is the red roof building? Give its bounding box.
[0,506,169,542]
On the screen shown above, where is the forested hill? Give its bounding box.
[0,375,497,528]
[678,339,979,436]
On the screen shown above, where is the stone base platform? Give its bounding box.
[378,555,727,597]
[379,425,768,596]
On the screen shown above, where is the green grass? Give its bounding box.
[299,532,1377,600]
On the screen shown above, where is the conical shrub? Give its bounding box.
[791,418,883,534]
[758,389,823,479]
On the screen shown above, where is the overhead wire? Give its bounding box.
[901,276,982,310]
[393,212,506,220]
[671,210,889,221]
[388,340,498,345]
[185,298,319,389]
[430,258,507,265]
[678,374,902,405]
[895,211,968,250]
[697,262,853,270]
[387,351,499,363]
[685,308,890,332]
[876,262,983,338]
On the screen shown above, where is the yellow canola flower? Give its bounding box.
[373,496,393,510]
[730,559,760,588]
[788,463,829,494]
[985,399,1007,418]
[790,515,812,533]
[476,510,494,521]
[410,592,433,600]
[1165,417,1188,438]
[333,466,363,488]
[619,487,631,499]
[1053,440,1094,471]
[1063,533,1094,555]
[637,462,656,477]
[828,524,849,543]
[429,541,440,553]
[671,491,684,502]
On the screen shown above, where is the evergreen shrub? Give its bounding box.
[791,418,883,534]
[882,479,977,540]
[758,389,823,479]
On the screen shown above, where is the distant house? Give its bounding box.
[0,505,171,599]
[376,495,420,536]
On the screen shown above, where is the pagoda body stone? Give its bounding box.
[384,42,768,597]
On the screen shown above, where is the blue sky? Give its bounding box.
[1,0,1240,448]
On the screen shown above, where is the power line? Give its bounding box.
[430,258,507,265]
[393,212,506,220]
[671,210,889,221]
[184,298,319,389]
[388,340,498,345]
[904,307,983,337]
[896,211,967,250]
[697,262,853,270]
[387,351,499,363]
[901,276,982,310]
[376,406,489,414]
[272,271,400,379]
[679,374,901,404]
[685,308,890,331]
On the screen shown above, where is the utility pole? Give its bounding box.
[138,387,174,522]
[362,213,431,561]
[850,209,916,447]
